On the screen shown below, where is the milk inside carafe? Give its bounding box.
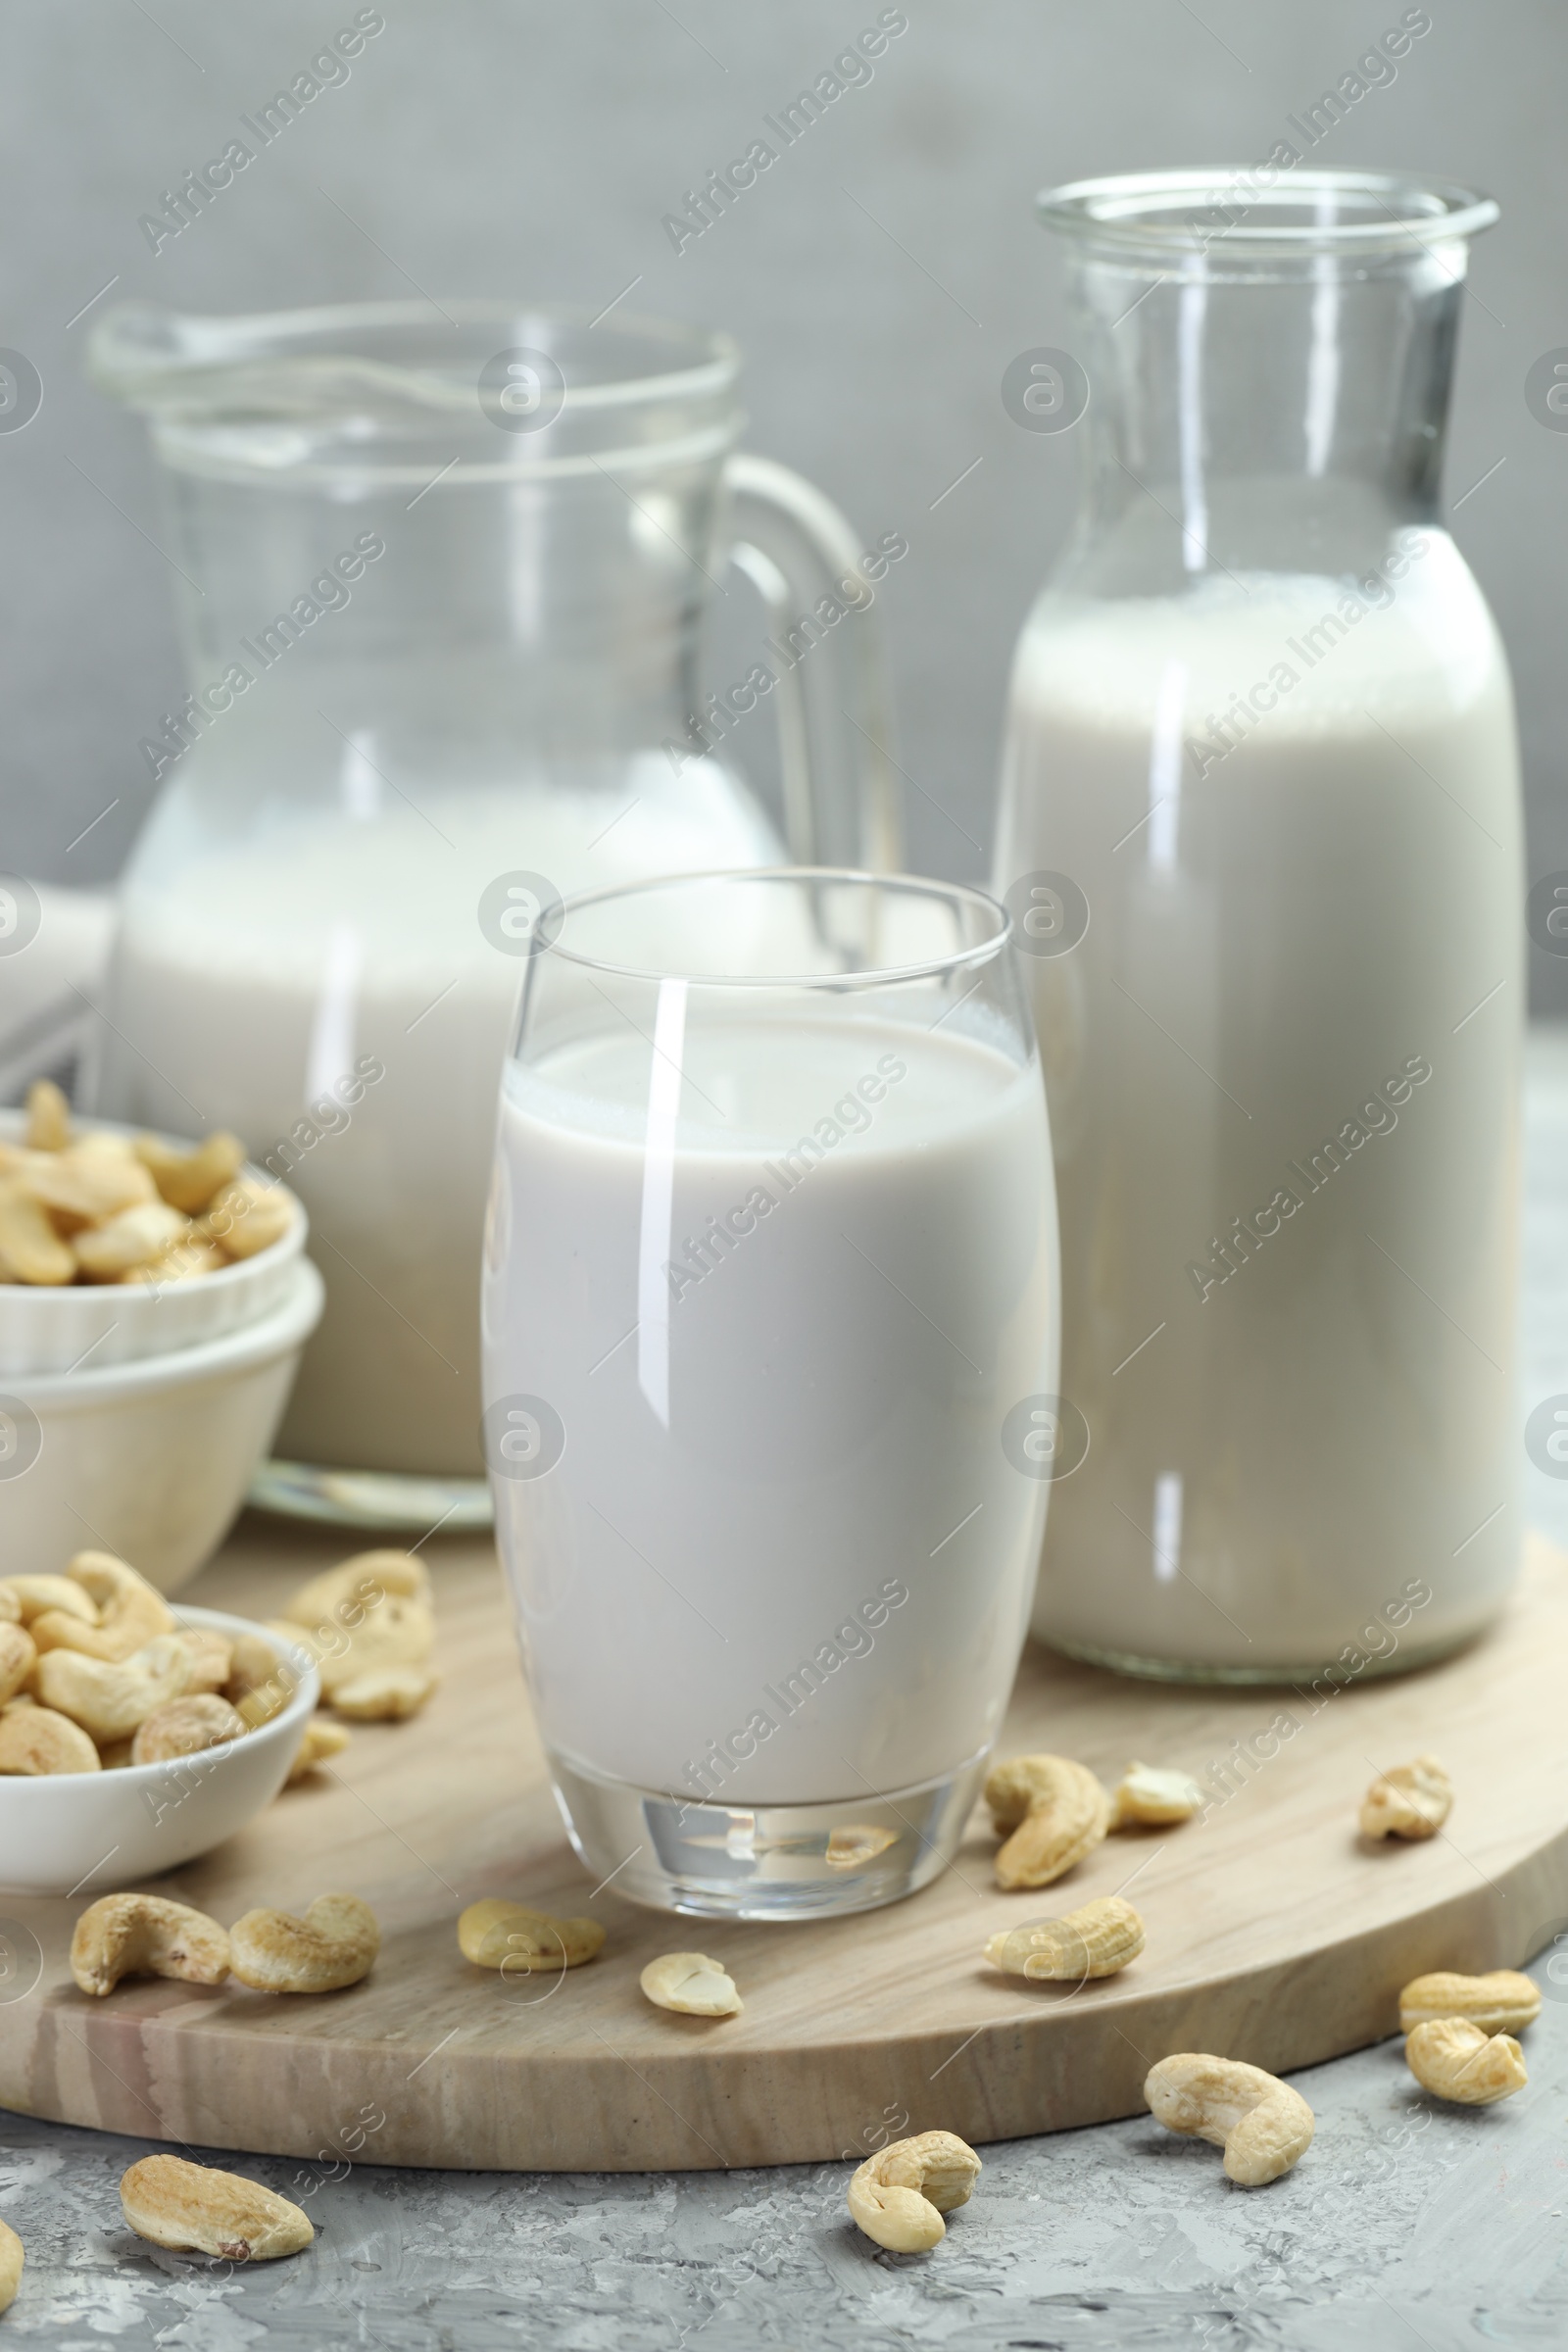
[994,172,1522,1676]
[88,302,897,1514]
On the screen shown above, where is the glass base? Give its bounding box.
[1039,1623,1491,1687]
[247,1458,493,1534]
[549,1746,990,1920]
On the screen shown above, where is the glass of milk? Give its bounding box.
[994,171,1522,1678]
[85,302,899,1529]
[482,869,1057,1917]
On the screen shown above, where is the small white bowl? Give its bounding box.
[0,1110,308,1377]
[0,1259,324,1593]
[0,1606,321,1897]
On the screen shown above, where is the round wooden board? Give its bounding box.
[2,1522,1564,2174]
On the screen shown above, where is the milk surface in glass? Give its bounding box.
[484,1012,1056,1802]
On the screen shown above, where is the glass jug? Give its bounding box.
[88,301,899,1523]
[994,172,1522,1678]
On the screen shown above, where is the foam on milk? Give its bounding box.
[484,1014,1056,1802]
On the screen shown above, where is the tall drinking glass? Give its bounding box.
[482,870,1058,1917]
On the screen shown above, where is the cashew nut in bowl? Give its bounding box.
[228,1893,379,1992]
[174,1628,233,1694]
[0,1575,95,1628]
[1145,2054,1314,2185]
[29,1553,175,1663]
[129,1693,246,1765]
[72,1893,230,1996]
[847,2131,982,2252]
[0,1624,35,1706]
[985,1753,1111,1889]
[0,1705,100,1775]
[121,2155,313,2261]
[31,1635,192,1743]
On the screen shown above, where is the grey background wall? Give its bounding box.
[3,0,1566,1002]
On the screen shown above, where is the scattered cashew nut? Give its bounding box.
[847,2131,982,2252]
[330,1664,437,1720]
[459,1898,604,1972]
[985,1894,1145,1982]
[640,1952,741,2016]
[1399,1969,1541,2036]
[121,2154,313,2261]
[1360,1754,1451,1840]
[282,1549,431,1628]
[1108,1761,1202,1830]
[32,1634,192,1742]
[129,1693,246,1766]
[0,1705,100,1775]
[0,2216,20,2310]
[72,1893,230,1997]
[1145,2054,1314,2185]
[228,1893,379,1992]
[985,1753,1111,1889]
[1405,2016,1527,2105]
[286,1718,351,1783]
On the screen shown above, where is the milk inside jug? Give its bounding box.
[87,302,897,1518]
[994,172,1522,1676]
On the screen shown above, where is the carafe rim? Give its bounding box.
[1038,167,1498,265]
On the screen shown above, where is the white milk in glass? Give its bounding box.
[101,757,778,1475]
[997,536,1521,1672]
[483,1015,1056,1802]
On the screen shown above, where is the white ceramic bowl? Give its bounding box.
[0,1259,324,1593]
[0,1110,308,1376]
[0,1605,321,1897]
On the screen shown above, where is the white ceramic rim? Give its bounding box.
[0,1602,320,1799]
[7,1256,324,1405]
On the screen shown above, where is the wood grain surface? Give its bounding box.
[0,1518,1562,2174]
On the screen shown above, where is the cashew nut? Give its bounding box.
[135,1130,246,1215]
[330,1664,437,1720]
[225,1632,294,1714]
[129,1693,246,1766]
[282,1548,432,1628]
[640,1953,741,2016]
[847,2131,982,2252]
[72,1893,230,1996]
[228,1893,379,1992]
[25,1076,70,1152]
[271,1594,433,1699]
[0,1184,74,1284]
[1108,1761,1203,1829]
[0,1705,100,1774]
[985,1894,1146,1981]
[73,1200,190,1280]
[1405,2016,1527,2105]
[1398,1969,1541,2036]
[0,1575,95,1627]
[1145,2054,1314,2185]
[985,1753,1111,1889]
[0,1624,34,1706]
[120,2154,313,2262]
[458,1898,605,1972]
[1360,1754,1451,1840]
[30,1552,175,1663]
[0,2216,21,2311]
[174,1628,233,1694]
[200,1176,295,1259]
[32,1634,192,1742]
[0,1587,16,1625]
[825,1824,899,1869]
[20,1139,156,1224]
[285,1718,350,1784]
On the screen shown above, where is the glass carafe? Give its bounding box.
[88,301,899,1523]
[994,172,1522,1678]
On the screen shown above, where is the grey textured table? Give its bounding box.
[5,1035,1568,2352]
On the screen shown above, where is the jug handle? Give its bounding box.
[723,455,902,872]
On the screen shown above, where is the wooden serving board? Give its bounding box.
[2,1520,1565,2174]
